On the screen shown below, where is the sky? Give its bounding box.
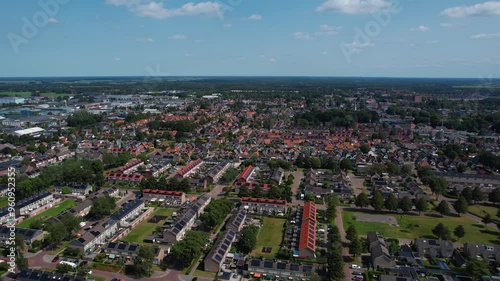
[0,0,499,78]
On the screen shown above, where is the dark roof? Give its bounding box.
[16,190,52,209]
[0,226,43,240]
[16,270,86,281]
[110,199,144,221]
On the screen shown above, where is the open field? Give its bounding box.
[0,197,9,208]
[193,269,217,278]
[0,91,70,97]
[120,207,175,243]
[17,200,76,228]
[343,209,500,245]
[468,205,499,221]
[251,217,286,258]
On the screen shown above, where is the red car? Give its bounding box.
[52,256,60,263]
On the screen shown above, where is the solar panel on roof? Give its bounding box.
[264,261,273,268]
[108,242,117,248]
[214,255,222,262]
[117,243,127,250]
[251,260,260,267]
[303,265,312,272]
[277,263,286,270]
[290,264,300,271]
[218,249,225,256]
[129,245,138,251]
[428,240,437,246]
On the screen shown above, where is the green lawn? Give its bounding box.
[343,209,500,245]
[0,197,9,208]
[251,217,286,258]
[17,200,76,228]
[121,207,175,243]
[468,205,499,221]
[0,91,69,98]
[193,269,217,278]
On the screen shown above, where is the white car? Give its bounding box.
[351,264,360,269]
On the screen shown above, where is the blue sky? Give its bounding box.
[1,0,499,78]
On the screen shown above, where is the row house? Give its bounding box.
[118,160,143,174]
[204,230,237,272]
[367,232,396,270]
[68,218,118,254]
[244,259,314,280]
[17,270,87,281]
[175,158,204,179]
[226,207,246,232]
[205,162,232,184]
[0,207,12,225]
[142,189,186,206]
[30,155,58,169]
[0,226,43,246]
[54,182,93,195]
[110,199,145,227]
[235,165,256,186]
[107,173,144,183]
[240,197,287,215]
[104,242,165,265]
[15,190,54,217]
[298,201,316,258]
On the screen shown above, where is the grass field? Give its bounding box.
[0,197,9,208]
[193,269,217,278]
[17,200,76,228]
[468,205,499,221]
[0,91,69,98]
[343,209,500,245]
[121,207,175,243]
[251,217,286,258]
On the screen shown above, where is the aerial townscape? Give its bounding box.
[1,1,500,281]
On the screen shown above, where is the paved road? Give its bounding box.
[349,174,365,197]
[335,206,354,281]
[287,170,304,206]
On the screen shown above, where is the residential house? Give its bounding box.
[298,201,316,258]
[175,158,204,179]
[110,199,145,227]
[205,162,232,184]
[204,230,236,272]
[0,207,12,225]
[15,190,54,217]
[240,197,287,215]
[463,243,500,263]
[244,259,314,280]
[235,165,255,186]
[142,189,186,206]
[54,182,93,195]
[413,238,454,258]
[367,232,395,270]
[0,226,44,246]
[269,168,285,186]
[104,242,165,265]
[68,218,118,253]
[162,209,197,243]
[17,270,87,281]
[226,207,246,232]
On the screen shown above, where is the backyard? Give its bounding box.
[120,207,175,243]
[18,200,76,228]
[0,197,8,208]
[251,217,286,258]
[343,209,500,245]
[468,204,499,222]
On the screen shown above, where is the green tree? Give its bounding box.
[238,185,250,198]
[435,200,451,216]
[56,263,74,273]
[45,222,69,246]
[453,196,469,216]
[371,190,385,211]
[327,244,345,281]
[16,251,28,270]
[415,197,428,215]
[489,187,500,205]
[76,264,91,276]
[360,143,370,154]
[61,186,72,194]
[453,225,465,240]
[432,223,451,240]
[384,193,398,211]
[133,245,155,277]
[472,187,485,203]
[349,237,363,257]
[461,187,473,202]
[339,158,352,171]
[346,225,358,242]
[237,225,259,254]
[88,195,116,219]
[398,196,413,213]
[466,259,490,281]
[482,214,492,225]
[355,193,369,209]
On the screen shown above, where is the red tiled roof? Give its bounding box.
[240,197,286,205]
[143,189,184,197]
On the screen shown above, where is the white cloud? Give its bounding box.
[236,57,245,61]
[184,53,192,57]
[136,37,154,42]
[440,1,500,18]
[318,24,342,35]
[248,14,262,20]
[409,43,417,48]
[425,40,440,44]
[471,33,500,39]
[342,41,375,53]
[48,18,58,23]
[108,0,225,19]
[268,58,277,63]
[170,34,187,40]
[223,23,232,28]
[410,25,430,32]
[293,32,314,40]
[114,57,122,61]
[194,39,203,43]
[316,0,391,14]
[321,51,328,55]
[440,22,454,27]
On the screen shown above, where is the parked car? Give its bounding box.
[351,264,360,269]
[51,256,60,263]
